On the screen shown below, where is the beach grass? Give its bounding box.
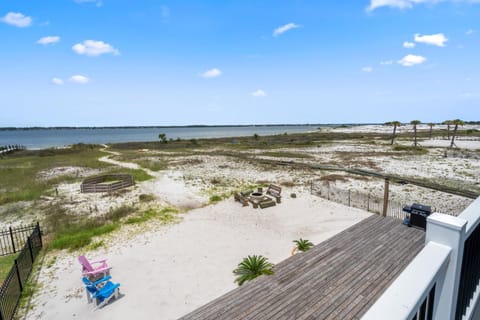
[125,207,179,225]
[260,151,314,158]
[0,254,17,284]
[51,222,120,251]
[0,144,110,205]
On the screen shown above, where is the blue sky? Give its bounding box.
[1,0,479,126]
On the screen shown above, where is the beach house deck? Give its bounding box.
[180,215,425,320]
[181,197,480,320]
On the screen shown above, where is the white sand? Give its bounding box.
[26,191,370,320]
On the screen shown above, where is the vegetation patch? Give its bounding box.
[260,151,313,159]
[392,145,428,155]
[0,254,18,284]
[320,174,349,183]
[105,205,136,222]
[51,223,119,251]
[125,207,179,225]
[139,193,156,202]
[0,147,111,205]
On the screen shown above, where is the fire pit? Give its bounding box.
[250,192,264,200]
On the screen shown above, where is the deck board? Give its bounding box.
[180,215,425,320]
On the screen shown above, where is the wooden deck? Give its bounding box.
[179,215,426,320]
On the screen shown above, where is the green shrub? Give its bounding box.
[105,205,136,221]
[51,223,119,251]
[139,194,156,202]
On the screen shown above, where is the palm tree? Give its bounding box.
[450,119,465,148]
[233,255,274,286]
[385,121,402,145]
[427,123,435,139]
[291,238,314,255]
[410,120,421,147]
[443,120,452,139]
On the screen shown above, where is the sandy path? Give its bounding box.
[27,191,371,320]
[99,146,206,209]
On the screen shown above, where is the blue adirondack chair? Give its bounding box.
[82,276,121,309]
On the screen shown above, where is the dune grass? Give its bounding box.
[0,254,18,284]
[125,207,179,225]
[0,145,110,205]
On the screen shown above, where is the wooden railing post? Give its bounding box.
[9,227,16,253]
[382,178,390,217]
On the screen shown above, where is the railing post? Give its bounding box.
[382,178,389,217]
[9,227,16,253]
[426,213,467,320]
[14,259,23,292]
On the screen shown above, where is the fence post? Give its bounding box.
[382,178,390,217]
[9,226,16,253]
[14,259,23,292]
[348,190,351,207]
[367,194,370,212]
[27,237,34,263]
[36,222,43,248]
[327,185,330,200]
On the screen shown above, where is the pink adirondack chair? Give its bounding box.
[78,255,111,279]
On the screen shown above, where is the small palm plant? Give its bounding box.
[292,238,314,255]
[233,255,274,286]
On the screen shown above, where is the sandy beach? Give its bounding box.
[25,191,370,320]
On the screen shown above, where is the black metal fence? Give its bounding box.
[310,180,407,220]
[0,224,42,320]
[455,222,480,320]
[0,225,40,257]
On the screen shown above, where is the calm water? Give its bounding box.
[0,125,326,149]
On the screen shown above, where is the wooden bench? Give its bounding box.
[266,184,282,203]
[259,199,276,209]
[234,193,249,206]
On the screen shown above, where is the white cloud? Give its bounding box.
[403,41,415,48]
[69,75,90,84]
[362,66,373,72]
[74,0,103,7]
[51,78,64,85]
[466,29,474,35]
[1,12,32,28]
[368,0,480,11]
[414,33,448,47]
[201,68,222,78]
[72,40,119,56]
[398,54,427,66]
[273,23,300,37]
[380,60,393,65]
[252,89,267,97]
[37,36,60,45]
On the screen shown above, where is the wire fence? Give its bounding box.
[310,181,407,220]
[0,224,42,320]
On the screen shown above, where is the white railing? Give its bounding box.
[362,197,480,320]
[362,242,450,320]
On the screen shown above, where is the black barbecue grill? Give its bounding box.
[403,203,432,230]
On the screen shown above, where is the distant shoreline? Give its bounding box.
[0,123,366,131]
